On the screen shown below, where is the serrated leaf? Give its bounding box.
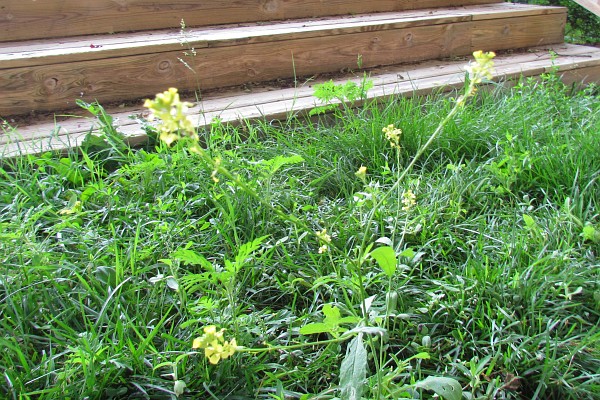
[234,235,269,266]
[414,376,462,400]
[259,155,305,175]
[370,246,397,277]
[339,334,367,400]
[171,249,212,269]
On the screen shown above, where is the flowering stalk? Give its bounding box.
[192,325,356,365]
[359,51,495,234]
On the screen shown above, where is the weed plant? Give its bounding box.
[1,60,599,399]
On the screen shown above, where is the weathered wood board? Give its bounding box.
[3,44,599,158]
[572,0,600,18]
[0,0,499,42]
[0,4,566,116]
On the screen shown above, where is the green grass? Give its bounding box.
[1,73,599,399]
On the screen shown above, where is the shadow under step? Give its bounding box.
[0,3,566,116]
[2,44,599,158]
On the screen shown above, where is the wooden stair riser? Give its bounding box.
[0,11,566,116]
[1,0,499,42]
[3,44,599,157]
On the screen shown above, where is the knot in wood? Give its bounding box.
[158,60,172,72]
[261,0,279,13]
[44,77,59,90]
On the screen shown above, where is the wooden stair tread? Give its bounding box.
[1,0,500,42]
[0,3,567,116]
[1,4,565,68]
[3,44,599,158]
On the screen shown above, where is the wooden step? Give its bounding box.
[1,0,500,42]
[3,44,599,158]
[0,3,566,116]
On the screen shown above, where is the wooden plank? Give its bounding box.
[471,14,566,51]
[0,0,499,42]
[1,22,474,115]
[3,44,599,153]
[0,4,566,69]
[0,5,568,116]
[573,0,600,18]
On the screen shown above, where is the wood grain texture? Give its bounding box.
[471,14,566,51]
[1,0,500,42]
[3,44,599,157]
[0,22,472,115]
[0,4,568,116]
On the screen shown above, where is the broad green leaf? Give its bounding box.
[523,214,537,230]
[414,376,462,400]
[582,225,600,243]
[299,322,331,335]
[399,247,415,258]
[322,304,342,324]
[299,304,358,337]
[370,246,397,277]
[339,334,367,400]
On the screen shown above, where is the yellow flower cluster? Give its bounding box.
[144,88,197,146]
[402,189,416,211]
[355,165,367,183]
[316,229,332,253]
[382,124,402,149]
[192,325,238,364]
[466,51,496,84]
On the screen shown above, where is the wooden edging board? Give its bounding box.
[2,44,599,158]
[0,4,566,116]
[0,0,500,42]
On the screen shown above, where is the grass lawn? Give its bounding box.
[1,68,599,399]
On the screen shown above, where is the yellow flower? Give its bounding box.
[316,229,332,244]
[466,51,496,84]
[355,166,367,182]
[318,245,329,254]
[382,124,402,149]
[192,325,238,364]
[144,88,197,145]
[402,189,416,211]
[204,341,225,364]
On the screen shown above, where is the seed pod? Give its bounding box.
[422,335,431,348]
[386,291,398,314]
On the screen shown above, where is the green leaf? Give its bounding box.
[414,376,462,400]
[339,334,367,400]
[259,155,305,175]
[523,214,537,230]
[171,249,212,269]
[322,303,342,324]
[582,225,600,243]
[299,322,331,335]
[234,235,269,266]
[370,246,397,277]
[299,304,358,337]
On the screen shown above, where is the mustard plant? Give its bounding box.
[142,51,497,399]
